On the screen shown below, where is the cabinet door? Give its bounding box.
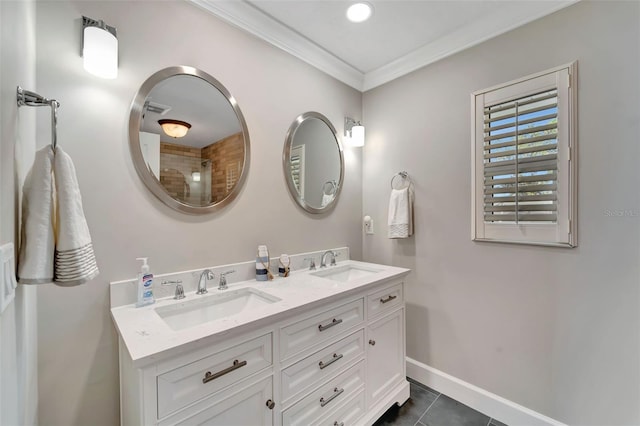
[367,308,405,405]
[163,376,274,426]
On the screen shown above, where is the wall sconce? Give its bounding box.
[158,119,191,138]
[82,16,118,79]
[344,117,365,147]
[192,172,201,182]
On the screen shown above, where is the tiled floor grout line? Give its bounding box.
[413,393,441,426]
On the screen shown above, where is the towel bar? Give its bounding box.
[16,86,60,149]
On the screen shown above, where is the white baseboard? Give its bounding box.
[406,357,566,426]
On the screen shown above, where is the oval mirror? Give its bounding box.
[129,66,250,214]
[283,112,344,213]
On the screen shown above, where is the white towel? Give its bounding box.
[17,145,98,286]
[321,193,334,207]
[53,146,99,286]
[18,146,55,283]
[388,187,414,238]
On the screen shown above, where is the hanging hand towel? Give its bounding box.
[18,146,55,283]
[53,146,99,286]
[388,187,414,238]
[321,192,334,207]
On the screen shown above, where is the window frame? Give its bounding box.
[471,62,578,247]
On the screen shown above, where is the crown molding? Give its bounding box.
[362,1,579,91]
[190,0,578,93]
[190,0,365,91]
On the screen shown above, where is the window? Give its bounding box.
[471,63,577,247]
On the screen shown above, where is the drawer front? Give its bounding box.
[282,360,365,426]
[282,329,364,404]
[367,283,403,318]
[312,390,365,426]
[280,299,364,361]
[157,333,272,419]
[159,375,274,426]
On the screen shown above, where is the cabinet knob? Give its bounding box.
[266,399,275,410]
[369,339,376,346]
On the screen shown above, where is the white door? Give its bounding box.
[367,309,405,405]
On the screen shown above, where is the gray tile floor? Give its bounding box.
[373,378,508,426]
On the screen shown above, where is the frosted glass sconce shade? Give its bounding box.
[192,172,201,182]
[82,16,118,79]
[158,119,191,138]
[344,117,365,147]
[350,124,365,147]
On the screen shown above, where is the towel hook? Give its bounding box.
[17,86,60,149]
[391,171,412,190]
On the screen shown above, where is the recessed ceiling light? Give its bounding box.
[346,2,373,23]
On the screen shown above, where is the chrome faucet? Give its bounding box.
[320,250,338,268]
[197,270,215,295]
[218,270,236,291]
[161,280,185,300]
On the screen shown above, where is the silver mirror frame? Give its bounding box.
[129,66,250,214]
[282,111,344,214]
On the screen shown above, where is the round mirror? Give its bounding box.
[129,66,250,214]
[283,112,344,213]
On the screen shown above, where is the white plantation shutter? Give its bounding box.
[483,89,558,223]
[472,63,577,247]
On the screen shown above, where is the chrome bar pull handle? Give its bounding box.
[202,359,247,384]
[318,318,343,332]
[320,387,344,407]
[319,353,343,370]
[380,295,397,304]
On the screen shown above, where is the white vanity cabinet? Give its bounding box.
[365,283,406,407]
[117,277,409,426]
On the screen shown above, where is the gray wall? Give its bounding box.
[0,1,38,425]
[33,1,362,424]
[362,2,639,425]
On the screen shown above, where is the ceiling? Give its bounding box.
[141,75,241,148]
[190,0,577,92]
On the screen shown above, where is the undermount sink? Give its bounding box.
[311,264,382,282]
[155,288,281,331]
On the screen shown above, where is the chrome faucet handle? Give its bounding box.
[320,250,338,268]
[197,269,215,295]
[218,270,236,291]
[305,257,317,270]
[161,280,185,300]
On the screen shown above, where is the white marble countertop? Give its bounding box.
[110,259,409,367]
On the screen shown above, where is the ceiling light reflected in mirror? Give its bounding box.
[158,119,191,138]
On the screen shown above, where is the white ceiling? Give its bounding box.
[190,0,577,91]
[141,74,241,148]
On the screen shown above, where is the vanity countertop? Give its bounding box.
[110,260,409,367]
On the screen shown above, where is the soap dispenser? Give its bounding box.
[136,257,155,307]
[256,245,273,281]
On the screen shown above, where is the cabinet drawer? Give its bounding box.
[157,333,272,419]
[312,390,365,426]
[282,360,365,426]
[159,375,273,426]
[280,299,364,361]
[367,283,403,318]
[282,330,364,404]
